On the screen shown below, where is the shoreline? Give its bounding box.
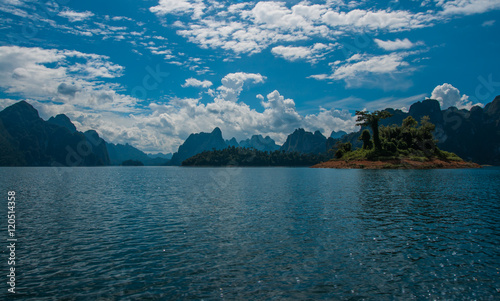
[311,158,482,169]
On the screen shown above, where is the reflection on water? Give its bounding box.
[0,167,499,300]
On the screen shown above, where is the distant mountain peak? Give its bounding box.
[239,134,279,152]
[281,128,327,154]
[0,100,41,126]
[314,130,324,137]
[0,101,110,166]
[169,127,227,165]
[409,98,443,124]
[485,95,500,118]
[48,114,77,133]
[330,130,347,139]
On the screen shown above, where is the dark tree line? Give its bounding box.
[182,147,329,167]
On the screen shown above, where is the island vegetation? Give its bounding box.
[314,111,480,169]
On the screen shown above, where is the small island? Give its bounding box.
[313,111,480,169]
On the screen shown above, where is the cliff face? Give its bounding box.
[169,127,228,165]
[84,130,111,166]
[0,101,110,166]
[403,98,500,165]
[280,129,327,154]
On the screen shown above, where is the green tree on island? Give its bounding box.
[355,110,392,151]
[332,114,466,164]
[359,129,373,150]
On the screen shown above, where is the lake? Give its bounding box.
[0,166,499,300]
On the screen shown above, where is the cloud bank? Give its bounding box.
[0,46,358,153]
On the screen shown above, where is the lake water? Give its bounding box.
[0,166,499,300]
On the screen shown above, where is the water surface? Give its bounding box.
[0,167,499,300]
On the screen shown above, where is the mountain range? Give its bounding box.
[1,96,499,166]
[0,101,109,166]
[0,101,169,166]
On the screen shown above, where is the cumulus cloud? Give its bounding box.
[271,43,337,63]
[430,83,482,110]
[152,1,435,55]
[216,72,266,102]
[58,9,95,22]
[438,0,500,15]
[310,52,416,90]
[147,0,500,59]
[0,46,134,112]
[0,45,363,153]
[57,83,79,97]
[182,78,213,88]
[6,63,357,153]
[321,9,431,31]
[149,0,206,19]
[123,87,357,152]
[332,53,409,80]
[304,107,358,135]
[374,38,417,51]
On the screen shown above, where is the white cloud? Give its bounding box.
[148,0,499,59]
[182,78,213,88]
[482,20,495,27]
[430,83,482,110]
[271,43,337,63]
[124,87,357,152]
[149,0,206,19]
[310,52,416,90]
[321,9,432,31]
[152,1,435,55]
[332,53,409,80]
[260,90,302,131]
[111,16,134,22]
[0,46,134,113]
[58,9,95,22]
[438,0,500,15]
[216,72,266,102]
[4,62,358,153]
[304,107,358,135]
[374,38,417,51]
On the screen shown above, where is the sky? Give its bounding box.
[0,0,499,153]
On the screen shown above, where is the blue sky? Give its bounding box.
[0,0,499,153]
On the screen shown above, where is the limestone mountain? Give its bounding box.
[239,135,280,152]
[106,142,169,166]
[169,127,227,165]
[280,129,327,154]
[0,101,110,166]
[47,114,77,133]
[330,130,347,139]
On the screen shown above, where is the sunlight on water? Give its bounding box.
[0,166,499,300]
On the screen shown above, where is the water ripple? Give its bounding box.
[0,167,499,300]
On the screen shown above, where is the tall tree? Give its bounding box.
[359,129,372,150]
[355,110,392,151]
